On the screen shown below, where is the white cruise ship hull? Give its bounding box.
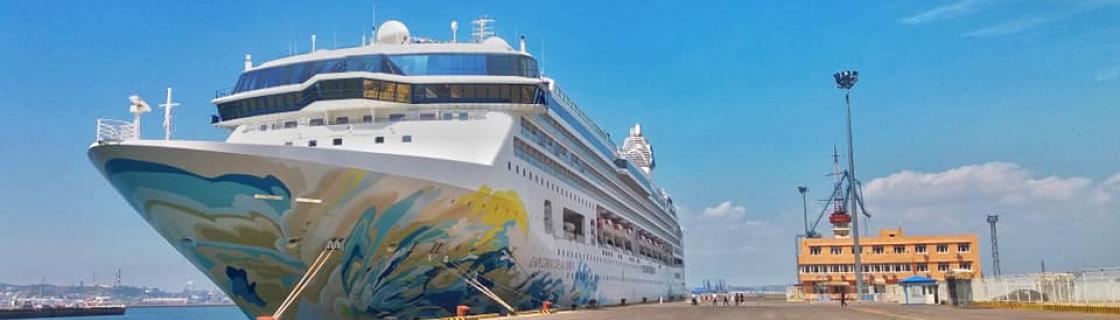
[88,140,680,319]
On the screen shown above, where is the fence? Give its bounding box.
[972,267,1120,305]
[95,118,137,143]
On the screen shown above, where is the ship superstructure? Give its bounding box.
[89,17,685,319]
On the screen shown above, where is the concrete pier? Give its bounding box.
[522,300,1120,320]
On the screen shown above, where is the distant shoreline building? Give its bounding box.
[796,228,980,299]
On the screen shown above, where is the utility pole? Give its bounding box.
[987,215,1001,277]
[834,70,864,297]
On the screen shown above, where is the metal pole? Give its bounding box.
[799,186,809,236]
[845,89,865,298]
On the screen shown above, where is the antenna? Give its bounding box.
[243,54,253,71]
[370,1,377,43]
[128,94,151,138]
[159,87,179,140]
[471,15,496,42]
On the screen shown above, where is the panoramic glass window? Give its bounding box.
[232,53,539,94]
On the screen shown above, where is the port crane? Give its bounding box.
[803,148,872,239]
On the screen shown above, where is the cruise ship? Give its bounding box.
[88,17,685,319]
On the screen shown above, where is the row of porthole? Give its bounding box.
[509,161,596,211]
[285,135,414,147]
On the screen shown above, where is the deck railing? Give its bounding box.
[96,118,137,143]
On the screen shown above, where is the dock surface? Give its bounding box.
[526,300,1118,319]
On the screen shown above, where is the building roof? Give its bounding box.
[898,275,937,285]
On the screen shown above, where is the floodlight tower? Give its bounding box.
[833,70,864,296]
[987,215,1001,277]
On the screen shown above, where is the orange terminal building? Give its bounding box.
[796,226,980,299]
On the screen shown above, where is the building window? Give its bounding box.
[543,200,554,235]
[258,124,268,131]
[333,138,342,146]
[459,112,469,120]
[937,244,949,253]
[894,245,905,254]
[375,136,384,144]
[284,141,293,146]
[284,120,298,128]
[308,140,317,147]
[810,247,822,256]
[917,264,928,272]
[309,118,325,126]
[831,247,842,255]
[402,135,412,143]
[872,246,884,254]
[958,244,970,253]
[362,115,373,123]
[916,245,927,253]
[335,116,349,124]
[938,263,949,272]
[960,262,972,270]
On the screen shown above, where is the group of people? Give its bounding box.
[690,292,748,307]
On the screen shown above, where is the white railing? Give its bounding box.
[972,267,1120,305]
[96,118,137,143]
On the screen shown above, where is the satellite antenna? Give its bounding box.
[159,87,180,140]
[451,20,458,43]
[128,94,151,138]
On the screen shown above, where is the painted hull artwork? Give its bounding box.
[89,145,594,319]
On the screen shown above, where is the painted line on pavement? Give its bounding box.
[850,306,927,320]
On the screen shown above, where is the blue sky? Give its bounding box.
[0,1,1117,290]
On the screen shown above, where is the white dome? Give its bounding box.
[481,37,512,49]
[375,20,410,45]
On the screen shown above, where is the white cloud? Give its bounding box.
[963,16,1051,38]
[702,201,747,221]
[901,0,984,25]
[861,162,1120,273]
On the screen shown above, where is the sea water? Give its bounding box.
[48,306,245,320]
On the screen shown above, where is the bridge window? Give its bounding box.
[309,118,324,126]
[218,79,542,122]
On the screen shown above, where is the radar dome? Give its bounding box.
[376,20,410,45]
[482,37,512,49]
